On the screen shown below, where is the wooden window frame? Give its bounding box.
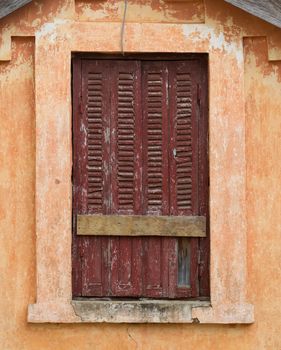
[28,21,253,324]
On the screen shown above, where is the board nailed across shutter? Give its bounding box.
[72,56,209,299]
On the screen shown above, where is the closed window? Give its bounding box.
[72,55,209,299]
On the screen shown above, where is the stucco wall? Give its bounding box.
[0,0,281,348]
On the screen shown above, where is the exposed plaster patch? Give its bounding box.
[37,19,69,43]
[182,24,243,64]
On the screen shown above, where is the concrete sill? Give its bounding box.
[72,299,211,323]
[28,299,254,323]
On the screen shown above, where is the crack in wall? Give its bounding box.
[127,326,138,350]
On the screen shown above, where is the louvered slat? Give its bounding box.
[117,72,135,210]
[87,72,104,212]
[142,62,169,216]
[169,62,199,216]
[175,72,193,212]
[146,71,163,211]
[111,61,142,215]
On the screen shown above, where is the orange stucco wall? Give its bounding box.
[0,0,281,348]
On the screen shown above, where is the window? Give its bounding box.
[72,55,209,300]
[28,23,253,323]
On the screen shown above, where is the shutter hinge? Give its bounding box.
[197,84,201,107]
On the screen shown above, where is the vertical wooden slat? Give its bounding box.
[169,61,199,216]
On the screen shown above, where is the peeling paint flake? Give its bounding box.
[182,24,243,64]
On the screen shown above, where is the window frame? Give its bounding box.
[28,21,254,323]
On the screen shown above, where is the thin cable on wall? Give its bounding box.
[120,0,128,55]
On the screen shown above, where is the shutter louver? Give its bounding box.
[87,72,104,213]
[169,62,199,216]
[142,62,169,216]
[111,61,142,215]
[174,72,193,212]
[116,72,136,211]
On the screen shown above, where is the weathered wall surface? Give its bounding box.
[0,0,281,348]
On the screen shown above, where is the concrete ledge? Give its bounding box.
[192,303,254,324]
[28,300,253,324]
[28,300,210,323]
[72,300,210,323]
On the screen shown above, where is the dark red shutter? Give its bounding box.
[141,62,171,297]
[167,61,201,298]
[110,61,143,296]
[72,56,209,299]
[73,60,112,296]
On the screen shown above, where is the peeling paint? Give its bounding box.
[182,23,243,64]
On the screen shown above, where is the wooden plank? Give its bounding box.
[77,214,206,237]
[0,0,32,19]
[224,0,281,29]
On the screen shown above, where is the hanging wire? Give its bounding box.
[120,0,128,55]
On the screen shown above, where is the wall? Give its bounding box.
[0,0,280,348]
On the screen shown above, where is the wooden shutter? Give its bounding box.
[141,61,171,298]
[109,61,143,296]
[72,56,209,299]
[72,60,112,296]
[168,61,202,298]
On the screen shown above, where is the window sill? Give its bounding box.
[28,300,253,323]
